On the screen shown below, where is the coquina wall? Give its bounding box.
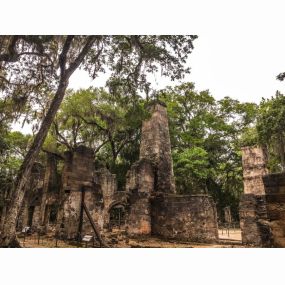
[125,101,219,242]
[151,194,219,242]
[263,173,285,247]
[240,145,285,247]
[239,146,271,246]
[58,145,129,239]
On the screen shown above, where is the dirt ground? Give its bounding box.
[18,228,244,248]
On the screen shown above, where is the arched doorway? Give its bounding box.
[109,204,127,230]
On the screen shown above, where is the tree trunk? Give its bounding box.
[0,79,69,247]
[0,36,96,247]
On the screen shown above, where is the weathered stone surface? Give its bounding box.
[17,163,45,231]
[239,146,285,247]
[127,191,151,236]
[239,146,272,246]
[125,159,154,236]
[241,146,268,195]
[126,159,154,193]
[263,173,285,247]
[140,102,175,193]
[239,194,272,246]
[151,194,219,242]
[58,146,129,239]
[125,102,218,242]
[61,146,94,193]
[60,146,95,238]
[40,152,61,231]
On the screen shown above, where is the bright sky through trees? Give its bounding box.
[69,33,285,104]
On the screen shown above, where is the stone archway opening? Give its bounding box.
[109,204,127,230]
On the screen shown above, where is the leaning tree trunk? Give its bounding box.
[0,36,96,247]
[0,79,69,247]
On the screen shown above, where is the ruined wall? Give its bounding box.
[18,100,221,244]
[239,194,271,246]
[263,173,285,247]
[125,159,154,236]
[239,146,271,246]
[59,146,126,239]
[17,155,61,232]
[92,168,125,230]
[125,159,154,194]
[60,146,95,239]
[96,168,117,208]
[17,163,44,231]
[61,146,94,193]
[151,194,219,242]
[40,153,61,230]
[140,102,175,193]
[125,101,219,241]
[80,190,104,236]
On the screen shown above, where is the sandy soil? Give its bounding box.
[18,228,244,248]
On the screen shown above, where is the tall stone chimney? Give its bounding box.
[241,146,268,195]
[239,146,271,246]
[139,101,176,193]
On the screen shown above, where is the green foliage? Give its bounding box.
[158,83,257,220]
[0,128,32,204]
[256,91,285,172]
[174,147,211,193]
[239,127,259,147]
[47,88,149,189]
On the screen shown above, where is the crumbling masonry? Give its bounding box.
[125,102,218,241]
[4,101,219,244]
[240,146,285,247]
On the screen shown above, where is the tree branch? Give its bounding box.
[94,140,109,155]
[59,36,74,75]
[53,121,72,150]
[0,36,20,62]
[74,114,107,132]
[65,36,97,77]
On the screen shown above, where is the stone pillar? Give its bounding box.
[125,159,154,236]
[60,146,95,239]
[241,146,268,195]
[239,146,271,246]
[240,147,285,247]
[95,168,117,228]
[140,101,175,193]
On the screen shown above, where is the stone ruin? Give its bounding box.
[240,146,285,247]
[3,101,219,245]
[126,102,218,241]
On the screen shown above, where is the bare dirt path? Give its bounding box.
[18,228,244,248]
